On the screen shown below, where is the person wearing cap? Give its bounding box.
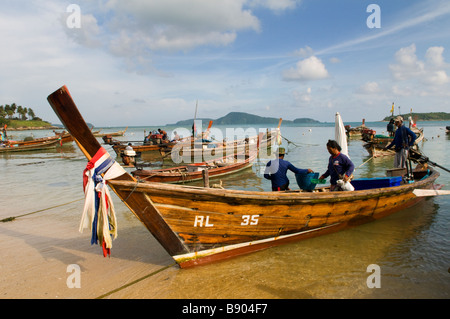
[319,140,355,191]
[384,116,417,168]
[264,147,313,191]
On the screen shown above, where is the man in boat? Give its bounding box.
[387,118,395,137]
[319,140,355,191]
[384,116,417,168]
[264,147,313,191]
[158,128,168,141]
[171,131,181,142]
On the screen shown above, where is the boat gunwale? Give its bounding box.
[109,168,439,203]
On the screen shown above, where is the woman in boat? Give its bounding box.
[319,140,355,191]
[264,147,313,191]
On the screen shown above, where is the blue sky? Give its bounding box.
[1,0,450,126]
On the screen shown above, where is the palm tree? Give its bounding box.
[27,108,35,120]
[22,107,28,120]
[11,103,17,118]
[17,105,23,119]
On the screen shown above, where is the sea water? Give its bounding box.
[0,121,449,298]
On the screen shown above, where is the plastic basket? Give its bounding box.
[295,172,319,191]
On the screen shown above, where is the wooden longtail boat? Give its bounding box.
[111,141,173,156]
[131,151,257,184]
[162,127,279,164]
[47,86,442,268]
[345,119,369,138]
[363,127,424,157]
[93,126,128,137]
[0,138,60,153]
[4,131,72,147]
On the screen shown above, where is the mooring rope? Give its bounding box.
[1,198,84,223]
[95,262,178,299]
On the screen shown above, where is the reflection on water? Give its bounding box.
[1,124,449,298]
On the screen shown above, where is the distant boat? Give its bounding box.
[3,131,73,148]
[0,138,60,153]
[363,127,424,157]
[345,119,369,138]
[94,126,128,137]
[132,151,257,184]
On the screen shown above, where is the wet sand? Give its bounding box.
[0,204,175,299]
[2,197,446,299]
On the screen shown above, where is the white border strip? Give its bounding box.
[173,223,339,262]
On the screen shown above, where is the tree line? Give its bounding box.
[0,103,40,124]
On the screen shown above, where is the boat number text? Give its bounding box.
[193,215,260,227]
[194,215,214,227]
[241,214,260,226]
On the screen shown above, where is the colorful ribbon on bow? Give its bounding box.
[80,147,126,257]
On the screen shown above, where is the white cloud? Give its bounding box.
[425,46,447,68]
[355,82,381,95]
[390,44,449,86]
[293,46,314,58]
[282,56,329,81]
[293,87,312,103]
[88,0,261,54]
[389,44,425,80]
[247,0,300,12]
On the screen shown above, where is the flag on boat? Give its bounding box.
[335,112,349,158]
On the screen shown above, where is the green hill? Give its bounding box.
[168,112,320,126]
[383,112,450,121]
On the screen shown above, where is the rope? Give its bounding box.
[1,198,84,223]
[355,156,374,170]
[95,262,177,299]
[122,179,141,203]
[281,135,300,147]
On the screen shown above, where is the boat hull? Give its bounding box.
[108,169,439,267]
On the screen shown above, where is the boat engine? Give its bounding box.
[121,148,137,166]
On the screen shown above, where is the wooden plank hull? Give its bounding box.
[0,139,60,152]
[132,153,256,183]
[108,169,439,267]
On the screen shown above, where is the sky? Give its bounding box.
[1,0,450,127]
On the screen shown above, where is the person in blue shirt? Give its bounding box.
[264,147,313,191]
[319,140,355,191]
[384,116,417,168]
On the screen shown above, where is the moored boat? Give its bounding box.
[94,126,128,137]
[363,126,424,157]
[47,86,443,268]
[345,119,369,138]
[131,150,257,184]
[0,138,60,152]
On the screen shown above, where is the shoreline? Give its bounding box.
[6,126,60,131]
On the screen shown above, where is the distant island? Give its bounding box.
[382,112,450,121]
[168,111,321,126]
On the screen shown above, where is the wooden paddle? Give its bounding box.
[413,189,450,197]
